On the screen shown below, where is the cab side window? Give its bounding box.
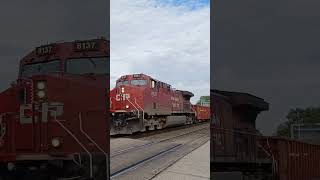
[151,80,156,88]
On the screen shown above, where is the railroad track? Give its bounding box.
[110,143,183,178]
[110,123,209,157]
[111,121,209,139]
[110,124,209,180]
[110,134,209,179]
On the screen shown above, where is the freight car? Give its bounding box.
[192,104,210,122]
[0,39,109,179]
[259,136,320,180]
[210,89,273,178]
[110,74,208,135]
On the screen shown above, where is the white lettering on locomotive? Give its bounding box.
[76,41,96,50]
[36,45,53,55]
[116,93,130,101]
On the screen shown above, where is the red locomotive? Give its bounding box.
[110,74,209,135]
[0,39,109,179]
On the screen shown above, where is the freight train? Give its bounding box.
[0,38,109,180]
[110,74,210,135]
[211,89,320,180]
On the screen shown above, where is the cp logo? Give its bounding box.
[116,94,130,101]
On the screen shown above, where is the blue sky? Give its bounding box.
[111,0,210,103]
[155,0,210,10]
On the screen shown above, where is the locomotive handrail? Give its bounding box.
[133,98,145,131]
[213,126,279,178]
[256,138,278,178]
[78,112,109,178]
[110,96,140,118]
[266,137,278,177]
[134,98,144,120]
[72,153,82,166]
[123,97,140,118]
[50,110,93,178]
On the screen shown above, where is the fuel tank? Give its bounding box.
[164,116,187,128]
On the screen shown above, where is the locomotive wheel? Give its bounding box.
[148,125,155,131]
[156,124,163,130]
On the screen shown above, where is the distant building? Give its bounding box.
[197,95,210,107]
[291,123,320,144]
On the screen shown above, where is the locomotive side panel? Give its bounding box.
[143,85,171,116]
[171,91,184,113]
[211,94,235,162]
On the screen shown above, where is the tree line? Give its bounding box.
[276,107,320,137]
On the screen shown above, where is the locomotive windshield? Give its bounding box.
[116,79,147,87]
[131,79,147,86]
[66,57,108,75]
[116,80,129,86]
[20,60,61,78]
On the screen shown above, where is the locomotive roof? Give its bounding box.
[20,38,109,65]
[118,73,171,86]
[211,89,269,111]
[118,73,194,97]
[32,37,108,52]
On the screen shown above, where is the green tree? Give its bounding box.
[276,107,320,137]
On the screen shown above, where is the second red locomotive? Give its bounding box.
[110,74,209,135]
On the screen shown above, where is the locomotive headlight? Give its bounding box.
[37,81,46,90]
[51,137,61,148]
[126,105,129,109]
[121,87,125,93]
[37,90,46,98]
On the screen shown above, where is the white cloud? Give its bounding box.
[111,0,210,103]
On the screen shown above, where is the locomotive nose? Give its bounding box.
[114,119,126,127]
[113,114,128,128]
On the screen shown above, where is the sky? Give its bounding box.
[213,0,320,135]
[0,0,209,104]
[111,0,210,104]
[0,0,109,92]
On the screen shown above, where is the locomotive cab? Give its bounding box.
[0,39,109,180]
